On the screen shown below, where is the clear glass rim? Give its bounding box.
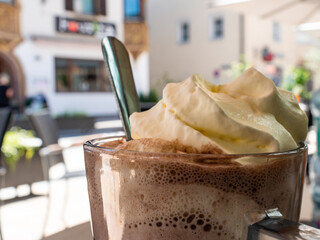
[84,135,307,158]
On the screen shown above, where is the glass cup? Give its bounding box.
[84,136,307,240]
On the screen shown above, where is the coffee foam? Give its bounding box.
[85,138,304,240]
[115,137,224,154]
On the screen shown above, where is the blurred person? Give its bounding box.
[0,73,14,108]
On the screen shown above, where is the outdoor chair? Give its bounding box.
[28,110,105,236]
[0,107,12,153]
[0,107,12,140]
[0,107,12,180]
[0,107,12,240]
[28,110,105,181]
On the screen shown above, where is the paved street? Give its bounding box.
[0,146,91,240]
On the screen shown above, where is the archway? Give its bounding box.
[0,51,25,112]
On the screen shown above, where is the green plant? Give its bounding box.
[1,127,38,171]
[55,111,87,118]
[152,72,174,98]
[228,55,252,80]
[281,66,311,100]
[304,48,320,91]
[139,89,159,102]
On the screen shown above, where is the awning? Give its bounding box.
[207,0,320,25]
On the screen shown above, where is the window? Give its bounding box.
[55,58,111,93]
[177,21,190,44]
[209,16,224,40]
[0,0,14,4]
[214,18,223,38]
[73,0,93,14]
[273,22,281,42]
[65,0,106,15]
[125,0,143,21]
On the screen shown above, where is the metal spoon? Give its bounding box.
[101,36,140,141]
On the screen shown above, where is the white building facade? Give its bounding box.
[14,0,146,116]
[11,0,306,116]
[146,0,302,91]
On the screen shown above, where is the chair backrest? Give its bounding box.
[28,110,65,168]
[0,107,12,147]
[28,110,59,146]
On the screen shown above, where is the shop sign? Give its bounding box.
[55,16,116,38]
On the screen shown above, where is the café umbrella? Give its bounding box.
[207,0,320,27]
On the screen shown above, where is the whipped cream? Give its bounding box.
[130,68,308,154]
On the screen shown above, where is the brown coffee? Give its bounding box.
[84,137,307,240]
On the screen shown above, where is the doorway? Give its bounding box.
[0,51,25,112]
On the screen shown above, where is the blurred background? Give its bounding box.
[0,0,320,239]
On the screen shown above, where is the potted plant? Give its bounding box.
[282,66,312,103]
[55,111,95,130]
[1,127,44,188]
[139,89,159,111]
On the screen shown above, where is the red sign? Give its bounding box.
[68,21,79,32]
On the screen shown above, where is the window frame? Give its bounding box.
[273,22,281,42]
[0,0,14,4]
[65,0,106,16]
[176,20,191,44]
[55,57,111,93]
[124,0,144,21]
[208,14,224,41]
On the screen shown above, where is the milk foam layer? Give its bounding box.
[130,68,308,154]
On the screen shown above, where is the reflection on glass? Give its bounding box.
[73,0,94,15]
[55,58,111,92]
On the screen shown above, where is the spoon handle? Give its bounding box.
[101,36,140,140]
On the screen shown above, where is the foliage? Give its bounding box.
[152,72,175,98]
[281,66,311,100]
[1,127,38,171]
[304,48,320,91]
[139,89,159,102]
[228,55,252,80]
[55,111,87,118]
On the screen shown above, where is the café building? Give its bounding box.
[1,0,149,116]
